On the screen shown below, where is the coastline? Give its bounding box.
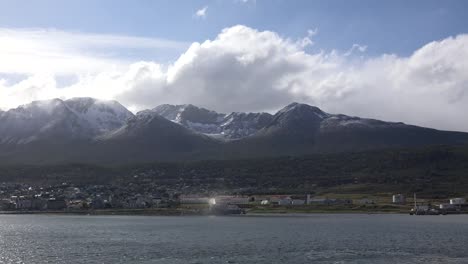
[0,207,410,216]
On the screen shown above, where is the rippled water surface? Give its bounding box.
[1,214,468,263]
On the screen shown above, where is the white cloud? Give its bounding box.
[298,28,319,48]
[1,25,468,132]
[195,6,208,19]
[0,28,187,75]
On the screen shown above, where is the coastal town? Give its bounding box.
[1,181,467,215]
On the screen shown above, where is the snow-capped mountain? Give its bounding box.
[237,102,468,156]
[65,97,134,133]
[259,102,407,135]
[96,110,219,163]
[1,98,468,164]
[151,104,273,139]
[0,97,133,144]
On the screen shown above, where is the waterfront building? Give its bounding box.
[450,198,466,205]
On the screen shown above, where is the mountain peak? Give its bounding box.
[278,102,329,119]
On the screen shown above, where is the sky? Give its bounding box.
[0,0,468,131]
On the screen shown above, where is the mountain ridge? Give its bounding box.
[0,98,468,164]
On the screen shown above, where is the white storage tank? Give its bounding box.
[450,198,466,205]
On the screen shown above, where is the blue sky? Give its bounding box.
[1,0,467,59]
[1,0,468,132]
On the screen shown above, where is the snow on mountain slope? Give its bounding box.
[151,104,273,139]
[0,98,134,144]
[65,97,134,133]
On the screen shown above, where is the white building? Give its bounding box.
[450,198,466,205]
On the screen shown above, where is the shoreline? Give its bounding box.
[0,208,409,216]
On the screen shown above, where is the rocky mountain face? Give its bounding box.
[1,98,468,164]
[151,104,273,140]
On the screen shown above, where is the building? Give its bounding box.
[277,197,293,206]
[450,198,466,205]
[392,194,406,204]
[291,199,305,205]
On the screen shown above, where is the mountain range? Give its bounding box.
[0,97,467,164]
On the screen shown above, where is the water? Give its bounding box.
[1,214,468,264]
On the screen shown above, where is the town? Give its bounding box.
[1,181,467,215]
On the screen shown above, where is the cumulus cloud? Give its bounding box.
[1,25,468,132]
[194,6,208,19]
